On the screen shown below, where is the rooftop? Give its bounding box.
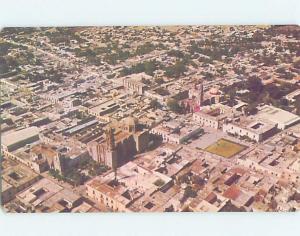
[1,126,39,147]
[257,105,300,127]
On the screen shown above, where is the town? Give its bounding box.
[1,25,300,212]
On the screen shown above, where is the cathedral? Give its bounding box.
[87,117,150,169]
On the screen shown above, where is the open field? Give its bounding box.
[204,138,247,158]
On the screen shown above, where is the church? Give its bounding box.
[87,117,150,169]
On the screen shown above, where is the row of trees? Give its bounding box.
[119,59,160,77]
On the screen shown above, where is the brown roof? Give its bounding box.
[223,185,241,200]
[205,192,217,204]
[31,144,57,158]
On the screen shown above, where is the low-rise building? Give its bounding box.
[122,73,150,95]
[86,161,172,212]
[16,178,82,212]
[256,105,300,130]
[1,158,41,204]
[1,126,40,153]
[223,117,277,142]
[150,120,203,144]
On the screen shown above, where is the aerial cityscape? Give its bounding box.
[1,25,300,212]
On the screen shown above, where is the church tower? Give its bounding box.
[106,127,115,151]
[198,82,204,106]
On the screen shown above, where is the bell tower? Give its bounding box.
[106,127,115,151]
[198,81,204,106]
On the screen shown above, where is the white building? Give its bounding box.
[193,111,220,129]
[223,118,277,142]
[256,105,300,130]
[1,127,40,153]
[151,121,203,144]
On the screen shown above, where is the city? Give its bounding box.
[1,25,300,212]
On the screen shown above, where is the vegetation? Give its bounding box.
[167,49,185,59]
[135,42,156,55]
[45,27,87,45]
[164,60,187,78]
[119,60,160,76]
[0,42,37,74]
[183,186,197,198]
[244,104,258,116]
[221,76,298,111]
[180,186,197,203]
[75,157,109,177]
[205,139,247,158]
[49,168,87,186]
[149,99,160,109]
[167,98,182,113]
[188,38,263,62]
[49,157,109,186]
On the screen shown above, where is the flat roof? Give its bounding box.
[1,126,39,147]
[2,162,39,188]
[1,179,13,192]
[257,105,300,126]
[89,100,119,114]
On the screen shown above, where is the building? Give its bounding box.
[223,117,277,142]
[16,178,82,212]
[88,100,120,118]
[150,120,203,144]
[193,106,231,129]
[193,110,221,129]
[285,89,300,102]
[86,161,172,212]
[188,81,204,107]
[256,105,300,130]
[1,126,39,153]
[29,143,89,175]
[122,73,150,95]
[87,117,150,169]
[1,158,41,204]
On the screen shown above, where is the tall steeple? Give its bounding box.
[106,127,115,151]
[198,81,204,106]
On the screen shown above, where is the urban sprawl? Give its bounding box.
[1,26,300,212]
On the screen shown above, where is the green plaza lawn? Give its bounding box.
[204,138,247,158]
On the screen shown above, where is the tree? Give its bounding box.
[244,104,258,116]
[266,84,282,99]
[144,60,158,76]
[135,42,156,55]
[164,60,187,78]
[167,98,181,113]
[183,186,197,198]
[149,99,159,109]
[119,60,159,77]
[167,49,184,58]
[247,76,263,93]
[155,77,164,84]
[227,89,236,106]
